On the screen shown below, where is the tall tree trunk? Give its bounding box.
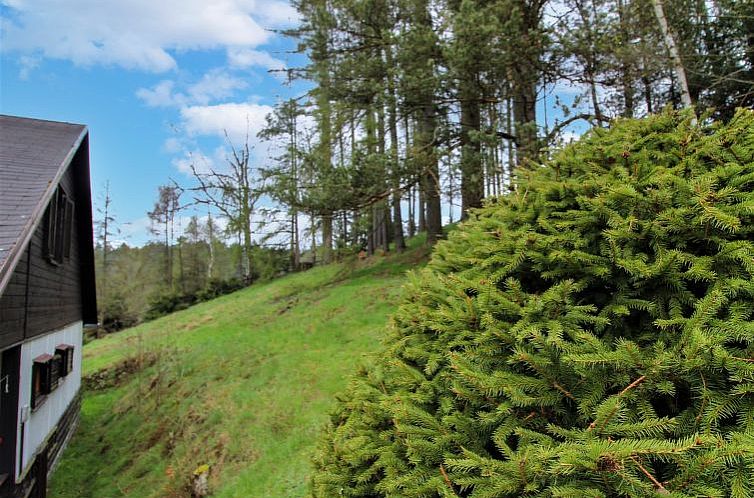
[641,56,654,113]
[311,214,317,265]
[236,231,244,279]
[242,219,253,284]
[313,5,334,264]
[419,103,442,244]
[577,0,605,123]
[241,168,253,284]
[385,45,406,252]
[512,69,538,166]
[177,237,185,293]
[408,184,416,238]
[320,216,333,264]
[448,155,455,224]
[164,218,172,290]
[617,0,635,116]
[290,106,301,271]
[651,0,693,108]
[351,210,361,247]
[405,114,416,238]
[293,211,299,270]
[510,1,542,167]
[207,222,215,282]
[506,96,515,186]
[367,207,375,255]
[406,0,442,244]
[100,182,112,324]
[365,105,379,254]
[460,89,483,218]
[418,182,426,233]
[377,100,390,253]
[452,0,484,219]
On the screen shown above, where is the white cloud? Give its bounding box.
[187,69,248,105]
[136,80,185,107]
[1,0,293,72]
[117,216,153,245]
[180,102,273,144]
[256,1,300,26]
[227,48,285,71]
[172,149,219,175]
[163,137,183,153]
[18,54,40,79]
[136,69,248,108]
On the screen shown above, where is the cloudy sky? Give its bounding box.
[1,0,306,244]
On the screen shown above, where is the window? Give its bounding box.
[31,354,61,410]
[44,186,74,265]
[55,345,74,377]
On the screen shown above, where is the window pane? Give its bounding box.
[63,199,74,259]
[54,190,66,262]
[45,190,58,261]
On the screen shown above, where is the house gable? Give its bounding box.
[0,116,97,348]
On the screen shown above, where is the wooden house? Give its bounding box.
[0,115,97,498]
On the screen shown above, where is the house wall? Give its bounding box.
[0,246,29,346]
[16,321,82,481]
[0,160,85,349]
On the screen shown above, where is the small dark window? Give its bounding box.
[44,186,74,265]
[31,354,58,410]
[55,344,74,376]
[63,198,74,259]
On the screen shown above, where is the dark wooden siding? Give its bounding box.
[0,248,29,346]
[26,163,83,339]
[0,163,84,346]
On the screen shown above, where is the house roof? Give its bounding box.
[0,115,88,294]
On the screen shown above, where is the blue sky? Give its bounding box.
[1,0,306,245]
[0,1,588,246]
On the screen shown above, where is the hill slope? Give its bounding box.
[49,239,429,498]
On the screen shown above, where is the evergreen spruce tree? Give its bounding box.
[311,109,754,497]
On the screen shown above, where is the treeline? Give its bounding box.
[95,211,289,332]
[257,0,752,264]
[94,0,751,332]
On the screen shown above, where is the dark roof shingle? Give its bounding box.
[0,115,87,279]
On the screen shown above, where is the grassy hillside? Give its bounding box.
[49,238,429,498]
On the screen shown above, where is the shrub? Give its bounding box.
[144,278,246,322]
[311,109,754,497]
[99,291,138,333]
[144,290,197,321]
[195,277,245,301]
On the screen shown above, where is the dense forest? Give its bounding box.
[266,0,752,255]
[95,0,752,330]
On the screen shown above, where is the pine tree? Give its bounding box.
[311,109,754,497]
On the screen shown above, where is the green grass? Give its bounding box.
[49,237,429,498]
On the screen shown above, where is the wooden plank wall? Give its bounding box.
[0,164,84,348]
[0,248,29,346]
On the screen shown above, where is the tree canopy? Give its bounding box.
[311,108,754,497]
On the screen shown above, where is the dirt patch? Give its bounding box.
[83,352,160,391]
[277,297,299,314]
[179,315,214,331]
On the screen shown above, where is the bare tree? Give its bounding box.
[95,180,119,332]
[148,184,182,290]
[96,181,116,290]
[188,129,264,284]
